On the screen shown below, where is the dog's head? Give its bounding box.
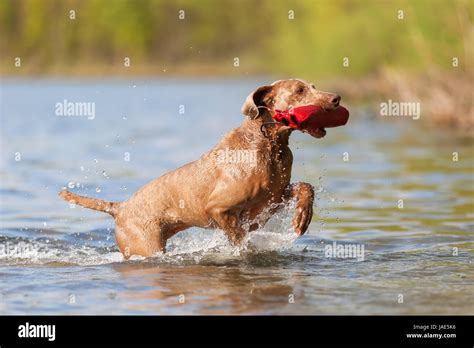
[242,78,346,138]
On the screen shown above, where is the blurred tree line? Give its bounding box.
[0,0,472,77]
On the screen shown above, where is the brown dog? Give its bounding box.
[59,79,346,258]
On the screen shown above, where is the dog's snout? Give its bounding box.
[330,95,341,107]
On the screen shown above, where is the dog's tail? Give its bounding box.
[58,190,119,217]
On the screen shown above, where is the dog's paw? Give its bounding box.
[292,201,313,236]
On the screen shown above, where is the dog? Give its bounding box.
[59,79,348,258]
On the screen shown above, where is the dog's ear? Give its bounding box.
[241,85,273,119]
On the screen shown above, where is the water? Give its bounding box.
[0,79,473,314]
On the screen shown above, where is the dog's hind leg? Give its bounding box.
[114,219,167,259]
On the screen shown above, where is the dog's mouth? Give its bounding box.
[301,105,349,138]
[307,127,327,138]
[307,106,332,138]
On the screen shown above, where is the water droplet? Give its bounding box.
[96,187,101,193]
[93,159,98,163]
[80,166,84,171]
[132,85,137,88]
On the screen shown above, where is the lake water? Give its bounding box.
[0,79,473,314]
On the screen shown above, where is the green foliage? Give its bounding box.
[0,0,472,76]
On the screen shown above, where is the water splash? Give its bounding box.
[0,202,305,267]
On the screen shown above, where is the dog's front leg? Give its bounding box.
[206,206,247,246]
[284,182,315,235]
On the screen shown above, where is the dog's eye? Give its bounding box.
[297,87,305,94]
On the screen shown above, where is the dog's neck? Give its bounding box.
[241,111,293,147]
